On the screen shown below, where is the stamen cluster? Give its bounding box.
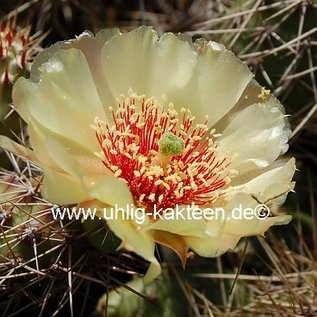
[93,95,231,211]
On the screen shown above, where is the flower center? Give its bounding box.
[93,93,232,210]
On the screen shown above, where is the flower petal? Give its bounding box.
[80,191,161,281]
[100,27,159,103]
[42,166,89,204]
[103,206,161,283]
[27,120,86,178]
[223,193,292,236]
[30,30,120,112]
[149,205,224,238]
[13,48,106,152]
[30,30,119,81]
[214,79,269,131]
[28,119,105,176]
[184,233,241,257]
[88,175,134,208]
[188,38,253,126]
[234,158,296,205]
[220,159,294,236]
[217,96,291,174]
[153,231,188,266]
[101,27,252,124]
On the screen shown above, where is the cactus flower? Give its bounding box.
[0,27,295,281]
[0,19,42,117]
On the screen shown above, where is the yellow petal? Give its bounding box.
[223,193,292,236]
[101,27,252,124]
[148,205,224,238]
[42,166,89,204]
[13,48,106,152]
[217,96,291,174]
[102,205,160,283]
[101,27,160,100]
[189,38,253,126]
[184,233,241,257]
[88,175,133,207]
[31,30,119,76]
[30,30,120,115]
[153,230,188,266]
[28,119,105,176]
[235,158,296,205]
[29,120,86,178]
[214,79,268,130]
[79,198,161,282]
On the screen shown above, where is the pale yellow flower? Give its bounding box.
[0,27,295,282]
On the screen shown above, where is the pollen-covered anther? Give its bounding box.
[93,94,232,210]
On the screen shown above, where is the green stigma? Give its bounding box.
[158,132,185,156]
